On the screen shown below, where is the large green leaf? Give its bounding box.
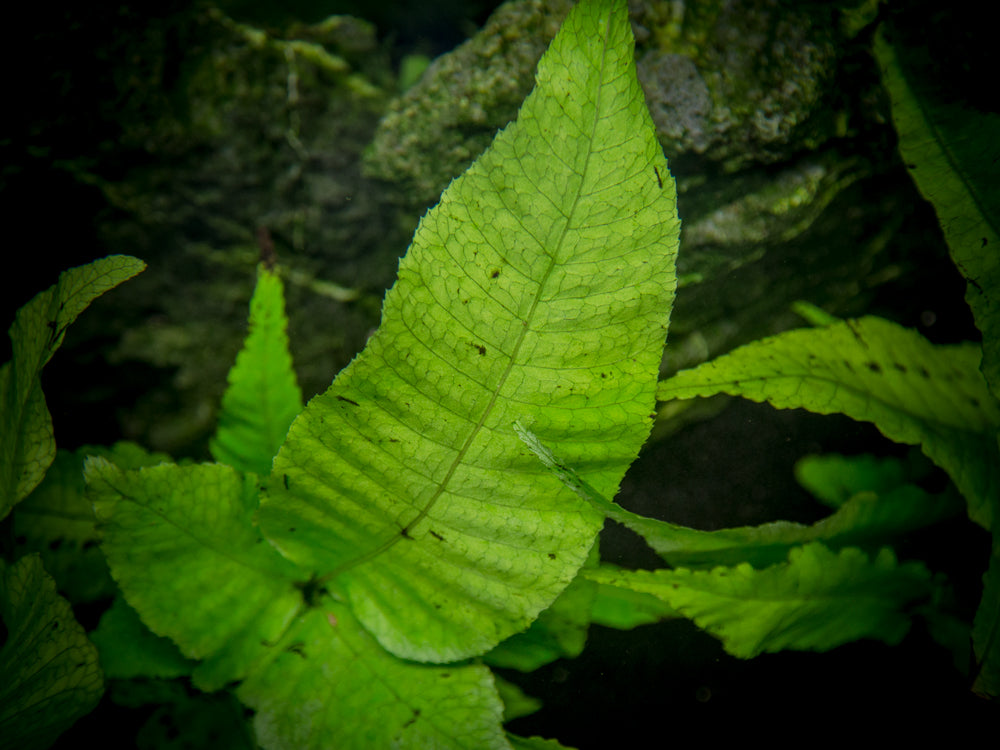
[258,0,679,662]
[875,28,1000,397]
[871,32,1000,698]
[210,265,302,476]
[0,554,103,750]
[584,544,937,659]
[0,255,145,516]
[657,316,1000,530]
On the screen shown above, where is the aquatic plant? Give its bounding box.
[1,1,995,747]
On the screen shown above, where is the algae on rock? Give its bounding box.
[59,7,406,454]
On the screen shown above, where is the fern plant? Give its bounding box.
[1,0,996,747]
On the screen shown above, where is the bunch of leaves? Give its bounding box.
[513,15,1000,701]
[4,1,995,747]
[2,0,681,747]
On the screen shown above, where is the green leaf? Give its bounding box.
[588,574,679,630]
[657,316,1000,530]
[85,459,515,747]
[132,689,255,750]
[259,0,679,662]
[90,596,195,680]
[516,422,959,568]
[875,28,1000,396]
[85,459,307,690]
[584,544,937,659]
[13,449,115,603]
[235,602,511,750]
[0,554,103,750]
[494,676,543,722]
[210,265,303,476]
[0,255,145,516]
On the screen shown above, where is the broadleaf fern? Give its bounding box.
[257,0,679,663]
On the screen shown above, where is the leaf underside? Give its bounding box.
[258,0,679,662]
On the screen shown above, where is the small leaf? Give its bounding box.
[508,734,578,750]
[259,0,679,662]
[133,690,254,750]
[210,265,302,476]
[657,316,1000,530]
[13,450,114,603]
[494,676,543,722]
[584,544,937,658]
[0,255,145,515]
[793,452,911,508]
[588,575,679,630]
[0,554,103,750]
[90,597,195,680]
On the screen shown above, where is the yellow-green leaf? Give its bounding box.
[258,0,679,662]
